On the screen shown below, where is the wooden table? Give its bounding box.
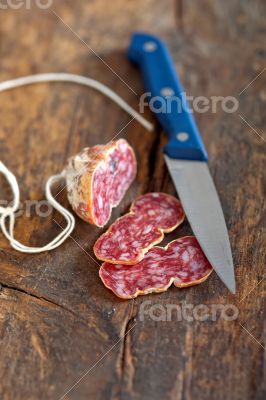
[0,1,265,399]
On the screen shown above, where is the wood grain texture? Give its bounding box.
[0,0,265,399]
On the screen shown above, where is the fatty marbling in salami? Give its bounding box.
[99,236,213,299]
[94,192,185,264]
[65,139,136,227]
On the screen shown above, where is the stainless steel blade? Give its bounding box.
[164,155,235,293]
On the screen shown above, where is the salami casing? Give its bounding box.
[99,236,213,299]
[94,193,185,264]
[65,139,136,227]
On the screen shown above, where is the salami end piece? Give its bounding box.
[65,139,136,227]
[94,193,185,264]
[99,237,213,299]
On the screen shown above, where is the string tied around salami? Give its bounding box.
[0,73,153,253]
[0,163,75,253]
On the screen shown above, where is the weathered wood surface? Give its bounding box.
[0,1,265,399]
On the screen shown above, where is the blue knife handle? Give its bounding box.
[127,32,208,161]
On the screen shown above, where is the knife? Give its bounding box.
[128,32,236,293]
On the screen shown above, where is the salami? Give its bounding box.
[99,236,213,299]
[94,193,185,264]
[65,139,136,227]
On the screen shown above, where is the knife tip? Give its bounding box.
[227,279,236,295]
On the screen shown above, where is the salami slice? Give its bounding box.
[65,139,136,227]
[94,193,185,264]
[99,236,213,299]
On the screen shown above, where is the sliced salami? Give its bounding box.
[99,236,213,299]
[65,139,136,227]
[94,193,185,264]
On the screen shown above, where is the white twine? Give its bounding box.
[0,73,153,253]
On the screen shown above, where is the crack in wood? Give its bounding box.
[0,280,77,317]
[119,302,138,399]
[175,0,184,30]
[147,125,162,192]
[63,93,82,163]
[0,281,109,337]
